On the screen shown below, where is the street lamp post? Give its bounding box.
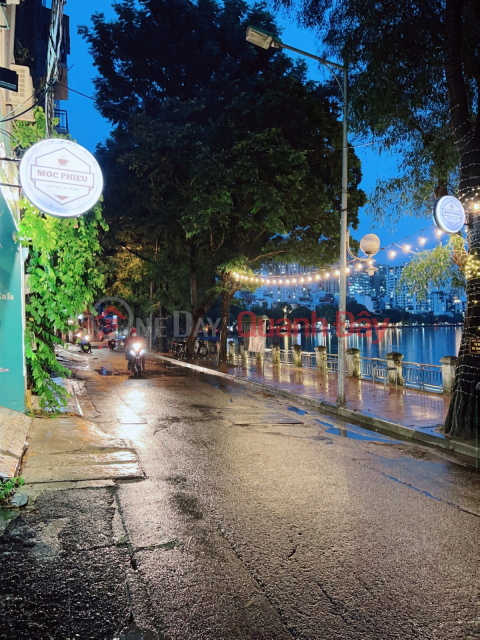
[246,26,349,406]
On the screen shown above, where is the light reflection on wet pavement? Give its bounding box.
[63,347,479,639]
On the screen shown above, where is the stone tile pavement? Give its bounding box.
[0,407,32,479]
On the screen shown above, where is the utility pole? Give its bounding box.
[245,27,349,406]
[45,0,65,138]
[336,64,348,407]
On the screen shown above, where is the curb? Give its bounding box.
[149,353,478,464]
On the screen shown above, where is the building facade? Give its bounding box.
[0,0,69,411]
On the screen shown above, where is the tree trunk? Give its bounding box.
[185,310,201,359]
[218,289,231,363]
[444,153,480,439]
[159,305,167,353]
[442,0,479,439]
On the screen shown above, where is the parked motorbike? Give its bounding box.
[128,342,146,377]
[77,333,92,354]
[171,338,208,358]
[195,338,209,357]
[171,338,185,357]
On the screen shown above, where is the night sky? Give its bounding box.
[65,1,438,266]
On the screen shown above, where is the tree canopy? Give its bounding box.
[82,0,366,358]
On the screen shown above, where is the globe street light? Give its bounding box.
[246,26,349,406]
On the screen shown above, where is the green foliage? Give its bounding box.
[11,107,62,151]
[0,477,25,503]
[12,107,108,410]
[277,0,478,214]
[398,239,467,302]
[19,200,107,409]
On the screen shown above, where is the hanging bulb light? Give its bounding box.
[419,237,426,245]
[389,250,396,258]
[436,229,443,237]
[356,263,362,270]
[404,244,411,251]
[325,273,330,278]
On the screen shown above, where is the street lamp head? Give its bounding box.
[246,26,279,50]
[360,233,381,257]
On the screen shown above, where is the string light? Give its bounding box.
[465,254,480,280]
[474,203,480,211]
[231,223,452,287]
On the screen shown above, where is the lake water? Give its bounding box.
[265,326,463,366]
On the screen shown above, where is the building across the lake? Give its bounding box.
[241,261,466,316]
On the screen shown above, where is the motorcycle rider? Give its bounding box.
[124,327,146,371]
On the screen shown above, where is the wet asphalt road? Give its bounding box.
[2,348,479,639]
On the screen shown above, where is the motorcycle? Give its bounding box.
[128,342,146,377]
[108,338,116,351]
[77,333,92,354]
[195,338,209,357]
[171,338,208,358]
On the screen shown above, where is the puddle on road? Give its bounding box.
[324,424,394,443]
[288,406,308,416]
[95,367,117,376]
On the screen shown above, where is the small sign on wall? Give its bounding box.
[469,338,480,355]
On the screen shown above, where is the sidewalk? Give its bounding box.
[0,407,32,479]
[151,353,478,462]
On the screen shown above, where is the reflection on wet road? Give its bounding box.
[77,347,478,640]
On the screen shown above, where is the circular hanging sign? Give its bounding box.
[19,139,103,218]
[433,196,465,234]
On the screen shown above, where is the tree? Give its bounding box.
[82,0,366,361]
[275,0,479,438]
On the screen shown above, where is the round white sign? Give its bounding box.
[434,196,465,234]
[19,139,103,218]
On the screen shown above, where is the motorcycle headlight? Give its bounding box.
[130,350,135,355]
[133,343,141,350]
[84,335,90,341]
[140,349,146,355]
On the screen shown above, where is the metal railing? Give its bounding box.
[228,342,444,393]
[301,351,316,368]
[402,362,442,392]
[326,353,338,374]
[359,357,390,381]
